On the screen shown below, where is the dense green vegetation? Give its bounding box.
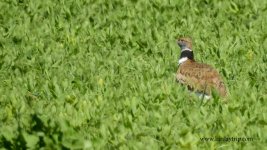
[0,0,266,149]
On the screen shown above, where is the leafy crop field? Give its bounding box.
[0,0,267,149]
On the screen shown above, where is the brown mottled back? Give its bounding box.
[176,60,227,97]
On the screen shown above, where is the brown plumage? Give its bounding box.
[176,37,227,98]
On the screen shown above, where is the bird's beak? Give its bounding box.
[177,40,182,45]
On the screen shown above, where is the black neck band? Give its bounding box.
[180,51,194,60]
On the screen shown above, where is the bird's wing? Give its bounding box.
[176,60,227,96]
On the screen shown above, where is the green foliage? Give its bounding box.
[0,0,267,149]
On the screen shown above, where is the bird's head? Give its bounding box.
[177,37,194,65]
[177,37,192,50]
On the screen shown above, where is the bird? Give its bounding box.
[176,37,227,99]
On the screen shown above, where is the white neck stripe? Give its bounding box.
[178,57,188,65]
[181,48,192,52]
